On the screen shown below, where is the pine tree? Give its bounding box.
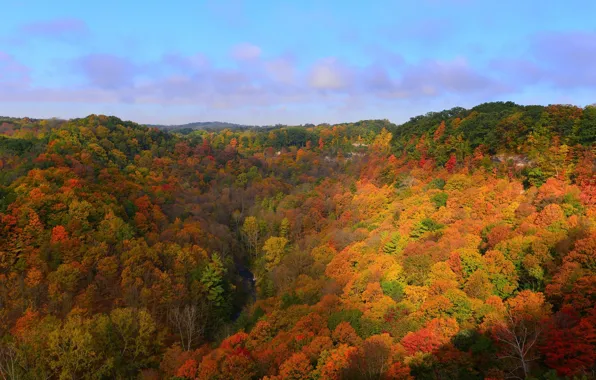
[382,233,401,255]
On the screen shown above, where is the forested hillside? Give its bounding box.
[0,102,595,379]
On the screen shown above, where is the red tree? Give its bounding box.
[445,154,457,173]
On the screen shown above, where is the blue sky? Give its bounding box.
[1,0,596,125]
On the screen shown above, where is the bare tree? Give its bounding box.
[0,343,20,380]
[168,302,210,351]
[493,309,543,379]
[358,335,393,380]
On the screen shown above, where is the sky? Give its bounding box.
[1,0,596,125]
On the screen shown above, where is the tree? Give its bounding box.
[492,291,551,379]
[262,237,289,271]
[357,334,394,380]
[445,154,457,173]
[493,310,542,379]
[409,218,443,239]
[434,121,446,141]
[385,361,413,380]
[316,344,358,380]
[200,255,228,310]
[279,218,290,238]
[176,358,199,378]
[0,343,20,380]
[430,192,448,209]
[168,302,210,351]
[382,233,402,256]
[106,308,163,376]
[401,327,442,355]
[278,352,313,380]
[463,270,493,300]
[242,216,260,258]
[47,315,109,379]
[332,322,362,346]
[540,307,596,377]
[372,128,393,155]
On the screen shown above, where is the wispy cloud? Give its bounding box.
[18,18,89,41]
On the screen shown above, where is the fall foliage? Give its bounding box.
[0,103,595,379]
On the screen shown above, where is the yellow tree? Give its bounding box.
[263,237,289,271]
[372,128,393,155]
[242,216,260,258]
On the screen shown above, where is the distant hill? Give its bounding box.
[148,121,257,131]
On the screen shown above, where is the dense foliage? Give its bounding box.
[0,102,595,379]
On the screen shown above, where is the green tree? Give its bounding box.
[431,192,448,208]
[382,233,403,255]
[200,255,228,309]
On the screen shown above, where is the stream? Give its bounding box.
[232,262,256,320]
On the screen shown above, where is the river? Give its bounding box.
[232,261,256,320]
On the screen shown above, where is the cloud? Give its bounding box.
[162,53,210,73]
[402,58,500,94]
[489,58,544,86]
[358,64,397,93]
[0,45,516,117]
[530,31,596,87]
[265,57,296,85]
[231,43,262,60]
[308,58,351,90]
[0,50,509,109]
[19,18,89,41]
[362,45,405,68]
[0,52,30,87]
[485,31,596,92]
[353,57,507,99]
[75,54,138,90]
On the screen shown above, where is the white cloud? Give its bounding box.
[308,58,348,90]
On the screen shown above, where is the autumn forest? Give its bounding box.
[0,101,595,379]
